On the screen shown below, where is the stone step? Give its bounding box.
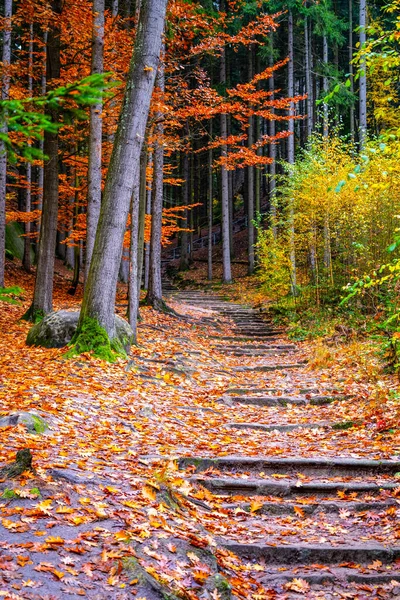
[179,455,400,476]
[219,540,400,566]
[221,499,397,515]
[254,567,400,587]
[227,421,331,432]
[219,394,346,406]
[234,363,306,372]
[189,476,399,496]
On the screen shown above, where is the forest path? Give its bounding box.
[1,284,400,599]
[157,287,400,598]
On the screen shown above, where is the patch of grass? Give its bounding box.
[66,317,126,362]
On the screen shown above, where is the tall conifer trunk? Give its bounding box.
[77,0,167,339]
[23,23,34,273]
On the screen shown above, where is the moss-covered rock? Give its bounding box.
[6,222,35,262]
[0,412,48,434]
[26,311,133,359]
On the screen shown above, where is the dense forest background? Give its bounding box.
[0,0,399,359]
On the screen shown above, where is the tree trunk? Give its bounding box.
[128,181,140,340]
[247,46,255,275]
[146,58,164,309]
[143,150,152,290]
[0,0,12,287]
[36,30,48,245]
[77,0,167,340]
[23,23,34,273]
[323,34,329,138]
[207,122,213,281]
[220,33,232,283]
[24,0,62,320]
[349,0,355,144]
[268,42,277,238]
[359,0,367,148]
[179,149,190,271]
[304,16,313,139]
[288,10,296,294]
[85,0,105,281]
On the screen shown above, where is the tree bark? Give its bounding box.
[25,0,62,319]
[23,23,34,273]
[268,41,277,238]
[304,15,313,139]
[247,46,255,275]
[78,0,167,339]
[179,149,190,271]
[219,26,232,283]
[143,150,152,290]
[349,0,355,144]
[359,0,367,148]
[288,10,296,294]
[146,58,164,309]
[85,0,105,281]
[0,0,12,287]
[207,121,213,281]
[323,34,329,138]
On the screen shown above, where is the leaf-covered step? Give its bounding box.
[221,499,397,515]
[227,421,331,432]
[234,363,306,372]
[219,541,400,566]
[179,455,400,476]
[189,476,399,496]
[219,394,345,406]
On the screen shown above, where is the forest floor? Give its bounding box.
[1,261,400,599]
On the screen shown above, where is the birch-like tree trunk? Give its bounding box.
[220,45,232,283]
[146,58,164,309]
[0,0,12,287]
[304,16,313,138]
[349,0,355,143]
[247,46,255,275]
[24,0,62,319]
[323,34,329,138]
[85,0,105,280]
[288,10,296,293]
[207,122,213,281]
[179,150,190,271]
[143,151,152,290]
[359,0,367,148]
[78,0,167,339]
[268,42,277,238]
[36,30,47,241]
[23,23,34,273]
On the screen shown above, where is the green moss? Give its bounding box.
[29,487,41,497]
[331,420,356,430]
[1,488,17,499]
[30,415,48,434]
[21,305,45,323]
[65,317,126,362]
[0,286,24,305]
